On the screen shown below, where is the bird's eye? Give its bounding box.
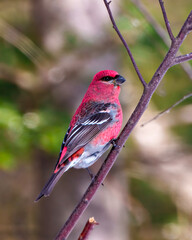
[101,76,114,81]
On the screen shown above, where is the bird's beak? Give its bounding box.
[114,75,126,86]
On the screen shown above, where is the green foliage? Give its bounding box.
[0,97,70,170]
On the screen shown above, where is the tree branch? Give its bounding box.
[141,92,192,127]
[103,0,147,88]
[177,10,192,39]
[158,0,175,41]
[55,3,192,240]
[173,52,192,66]
[132,0,192,79]
[78,217,98,240]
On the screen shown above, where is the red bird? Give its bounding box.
[35,70,125,201]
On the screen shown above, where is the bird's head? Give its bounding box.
[92,70,126,87]
[85,70,126,102]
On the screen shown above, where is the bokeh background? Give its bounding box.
[0,0,192,239]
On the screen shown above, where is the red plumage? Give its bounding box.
[35,70,125,202]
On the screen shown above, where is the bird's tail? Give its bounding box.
[34,168,65,202]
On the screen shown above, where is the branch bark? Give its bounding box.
[173,52,192,66]
[158,0,175,41]
[55,2,192,240]
[103,0,147,87]
[77,217,98,240]
[132,0,192,79]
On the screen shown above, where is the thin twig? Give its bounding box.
[55,4,192,240]
[158,0,175,41]
[103,0,147,88]
[177,10,192,40]
[78,217,99,240]
[141,93,192,127]
[173,52,192,66]
[132,0,192,79]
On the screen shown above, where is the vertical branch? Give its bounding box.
[132,0,192,79]
[177,10,192,39]
[103,0,147,88]
[158,0,175,41]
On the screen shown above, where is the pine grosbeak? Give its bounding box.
[35,70,125,201]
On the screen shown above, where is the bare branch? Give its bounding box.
[148,11,192,90]
[103,0,147,88]
[177,10,192,40]
[55,3,192,240]
[132,0,171,45]
[78,217,99,240]
[158,0,175,41]
[132,0,192,79]
[141,93,192,127]
[173,52,192,66]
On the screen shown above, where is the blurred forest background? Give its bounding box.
[0,0,192,239]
